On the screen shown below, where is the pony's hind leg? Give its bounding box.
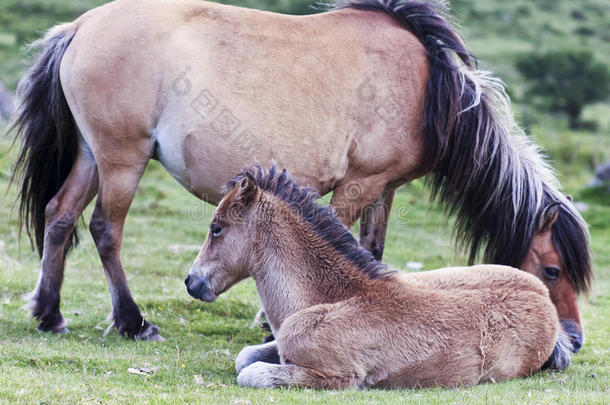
[359,187,396,260]
[330,177,393,260]
[237,362,360,389]
[29,147,98,332]
[89,151,161,340]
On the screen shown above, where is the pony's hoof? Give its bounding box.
[136,320,164,342]
[37,324,70,334]
[36,316,69,334]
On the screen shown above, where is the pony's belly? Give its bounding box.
[153,119,351,204]
[152,89,356,202]
[152,124,226,204]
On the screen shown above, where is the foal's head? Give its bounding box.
[185,164,388,303]
[184,172,261,302]
[521,200,592,354]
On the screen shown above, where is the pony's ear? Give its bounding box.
[537,202,560,233]
[235,172,258,206]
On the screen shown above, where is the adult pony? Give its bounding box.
[185,164,571,388]
[10,0,591,343]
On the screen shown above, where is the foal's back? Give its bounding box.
[383,265,558,386]
[277,265,558,388]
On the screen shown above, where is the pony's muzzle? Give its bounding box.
[561,320,584,354]
[185,273,217,302]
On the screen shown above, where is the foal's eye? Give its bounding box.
[210,223,223,237]
[542,266,561,280]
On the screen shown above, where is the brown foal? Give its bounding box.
[185,165,570,388]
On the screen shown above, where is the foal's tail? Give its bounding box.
[334,0,559,266]
[9,24,78,257]
[543,328,572,371]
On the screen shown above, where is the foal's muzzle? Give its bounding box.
[185,273,217,302]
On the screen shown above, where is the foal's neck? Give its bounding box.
[251,202,373,332]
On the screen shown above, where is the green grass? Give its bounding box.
[0,121,609,404]
[1,0,609,403]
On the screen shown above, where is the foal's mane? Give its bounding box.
[225,164,390,279]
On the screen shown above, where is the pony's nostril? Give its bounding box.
[560,320,584,354]
[570,333,583,353]
[184,274,191,286]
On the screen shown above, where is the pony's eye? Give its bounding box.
[543,266,561,280]
[210,223,223,237]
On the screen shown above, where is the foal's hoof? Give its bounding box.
[136,320,164,342]
[236,346,259,373]
[237,362,277,388]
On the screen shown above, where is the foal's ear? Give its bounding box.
[236,172,258,205]
[537,202,561,233]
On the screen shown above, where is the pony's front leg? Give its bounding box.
[89,149,162,341]
[237,362,360,389]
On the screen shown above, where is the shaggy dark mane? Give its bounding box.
[549,194,593,295]
[226,164,391,279]
[331,0,592,294]
[483,182,593,295]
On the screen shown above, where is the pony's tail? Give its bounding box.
[335,0,552,266]
[542,328,572,371]
[8,24,78,257]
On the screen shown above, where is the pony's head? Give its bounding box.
[185,171,260,302]
[520,198,592,354]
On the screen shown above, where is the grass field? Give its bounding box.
[0,125,608,403]
[1,0,609,403]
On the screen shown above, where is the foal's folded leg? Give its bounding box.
[237,361,360,389]
[236,341,280,373]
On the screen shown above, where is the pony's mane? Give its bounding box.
[225,164,391,279]
[550,194,593,294]
[332,0,592,294]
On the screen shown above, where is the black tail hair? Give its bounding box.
[9,27,78,257]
